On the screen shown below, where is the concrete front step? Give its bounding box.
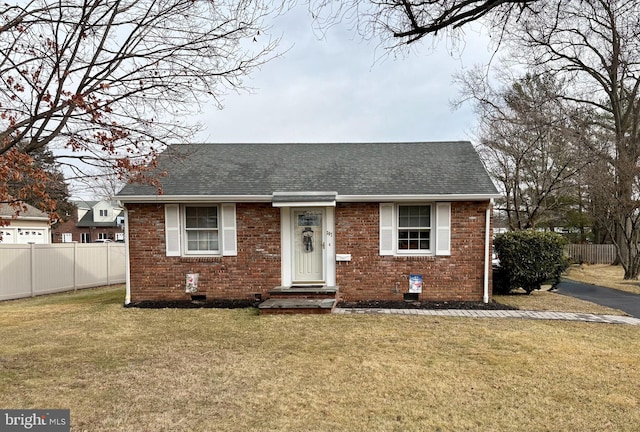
[270,286,338,297]
[258,298,336,315]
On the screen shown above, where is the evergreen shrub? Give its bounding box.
[493,230,569,294]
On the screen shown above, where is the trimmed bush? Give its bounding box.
[493,230,569,294]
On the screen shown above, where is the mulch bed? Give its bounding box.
[125,299,261,309]
[125,298,516,310]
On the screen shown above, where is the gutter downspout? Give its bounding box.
[122,204,131,305]
[483,199,493,304]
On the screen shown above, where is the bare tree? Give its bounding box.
[76,166,126,201]
[1,0,278,219]
[502,0,640,278]
[459,71,591,230]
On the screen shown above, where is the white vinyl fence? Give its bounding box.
[0,243,125,301]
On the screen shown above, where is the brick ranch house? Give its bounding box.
[116,142,500,311]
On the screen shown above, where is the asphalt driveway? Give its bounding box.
[556,279,640,318]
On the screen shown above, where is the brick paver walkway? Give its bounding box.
[333,308,640,325]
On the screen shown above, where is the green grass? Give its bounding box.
[1,286,639,431]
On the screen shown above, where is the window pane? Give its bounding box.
[399,206,410,227]
[418,205,430,226]
[186,207,217,229]
[398,229,430,250]
[187,231,219,251]
[398,205,430,227]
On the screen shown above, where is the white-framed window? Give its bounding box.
[380,202,450,256]
[397,204,432,253]
[98,232,108,240]
[99,209,108,217]
[164,203,237,257]
[184,205,219,254]
[81,232,91,243]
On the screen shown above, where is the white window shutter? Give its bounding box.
[435,202,451,256]
[165,204,181,256]
[221,203,237,256]
[379,203,395,256]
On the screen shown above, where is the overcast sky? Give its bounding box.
[72,5,496,200]
[193,5,496,144]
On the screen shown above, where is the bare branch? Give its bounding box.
[1,0,279,217]
[309,0,541,49]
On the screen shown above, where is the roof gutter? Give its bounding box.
[339,194,502,202]
[116,195,272,204]
[116,193,502,204]
[0,215,50,221]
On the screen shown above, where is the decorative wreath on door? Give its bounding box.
[302,227,314,252]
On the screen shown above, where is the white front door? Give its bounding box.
[293,209,324,283]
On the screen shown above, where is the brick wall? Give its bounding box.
[335,202,491,302]
[52,209,82,242]
[126,201,492,302]
[126,203,281,302]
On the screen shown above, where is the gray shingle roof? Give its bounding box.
[0,202,49,219]
[117,142,499,199]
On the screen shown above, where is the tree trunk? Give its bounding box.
[618,213,640,280]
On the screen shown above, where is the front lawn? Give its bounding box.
[1,286,639,431]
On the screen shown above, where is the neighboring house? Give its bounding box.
[0,202,51,244]
[53,200,125,243]
[117,142,500,310]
